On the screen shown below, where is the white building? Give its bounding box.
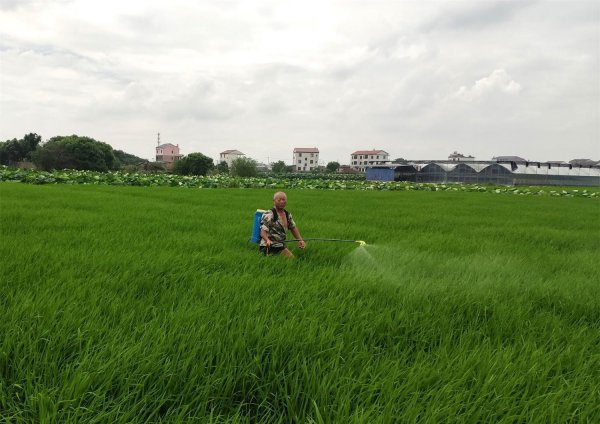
[448,151,476,162]
[350,150,389,172]
[293,147,320,172]
[219,150,245,167]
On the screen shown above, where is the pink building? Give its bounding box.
[155,143,182,166]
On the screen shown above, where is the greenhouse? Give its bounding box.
[366,161,600,186]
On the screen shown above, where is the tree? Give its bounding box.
[271,160,288,173]
[32,135,117,171]
[216,161,229,174]
[140,162,166,172]
[114,150,146,167]
[22,133,42,159]
[0,133,41,165]
[31,142,70,170]
[326,161,340,172]
[0,139,22,165]
[172,152,214,176]
[230,157,257,177]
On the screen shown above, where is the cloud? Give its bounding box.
[159,79,242,121]
[0,0,72,12]
[423,0,536,32]
[453,69,521,102]
[0,0,597,163]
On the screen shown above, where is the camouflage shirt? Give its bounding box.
[259,209,296,248]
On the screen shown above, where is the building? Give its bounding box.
[350,150,390,172]
[155,143,182,166]
[448,151,475,162]
[219,150,245,168]
[570,159,598,167]
[365,161,600,186]
[492,155,527,162]
[338,165,360,174]
[256,162,270,173]
[293,147,319,172]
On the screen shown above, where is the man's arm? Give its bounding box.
[291,227,305,249]
[261,227,272,247]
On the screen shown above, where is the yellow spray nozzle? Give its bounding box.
[357,240,367,247]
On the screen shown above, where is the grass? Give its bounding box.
[1,183,599,423]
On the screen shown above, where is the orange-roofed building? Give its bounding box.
[293,147,319,172]
[350,149,389,172]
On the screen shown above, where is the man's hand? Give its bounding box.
[265,238,272,248]
[298,239,306,249]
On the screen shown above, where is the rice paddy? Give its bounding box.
[1,183,599,422]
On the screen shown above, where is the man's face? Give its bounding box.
[274,194,287,209]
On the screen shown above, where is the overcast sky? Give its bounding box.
[1,0,598,164]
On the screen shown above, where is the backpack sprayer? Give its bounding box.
[250,209,366,247]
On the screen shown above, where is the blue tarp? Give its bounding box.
[366,167,395,181]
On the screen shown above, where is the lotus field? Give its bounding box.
[1,182,599,423]
[2,167,599,197]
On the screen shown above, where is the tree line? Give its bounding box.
[0,134,145,172]
[0,133,342,177]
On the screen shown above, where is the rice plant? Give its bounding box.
[1,183,598,422]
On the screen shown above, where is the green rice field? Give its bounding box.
[1,183,599,422]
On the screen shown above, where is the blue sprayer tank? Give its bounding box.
[250,209,267,243]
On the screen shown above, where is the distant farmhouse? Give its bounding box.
[155,140,182,169]
[220,150,245,168]
[448,151,475,162]
[350,150,390,172]
[293,147,319,172]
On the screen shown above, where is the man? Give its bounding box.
[259,191,306,257]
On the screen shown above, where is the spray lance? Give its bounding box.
[285,238,367,247]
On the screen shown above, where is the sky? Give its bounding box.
[1,0,598,165]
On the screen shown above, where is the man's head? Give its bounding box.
[273,191,287,210]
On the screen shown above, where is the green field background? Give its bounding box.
[1,183,599,423]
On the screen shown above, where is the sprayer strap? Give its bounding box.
[271,208,290,226]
